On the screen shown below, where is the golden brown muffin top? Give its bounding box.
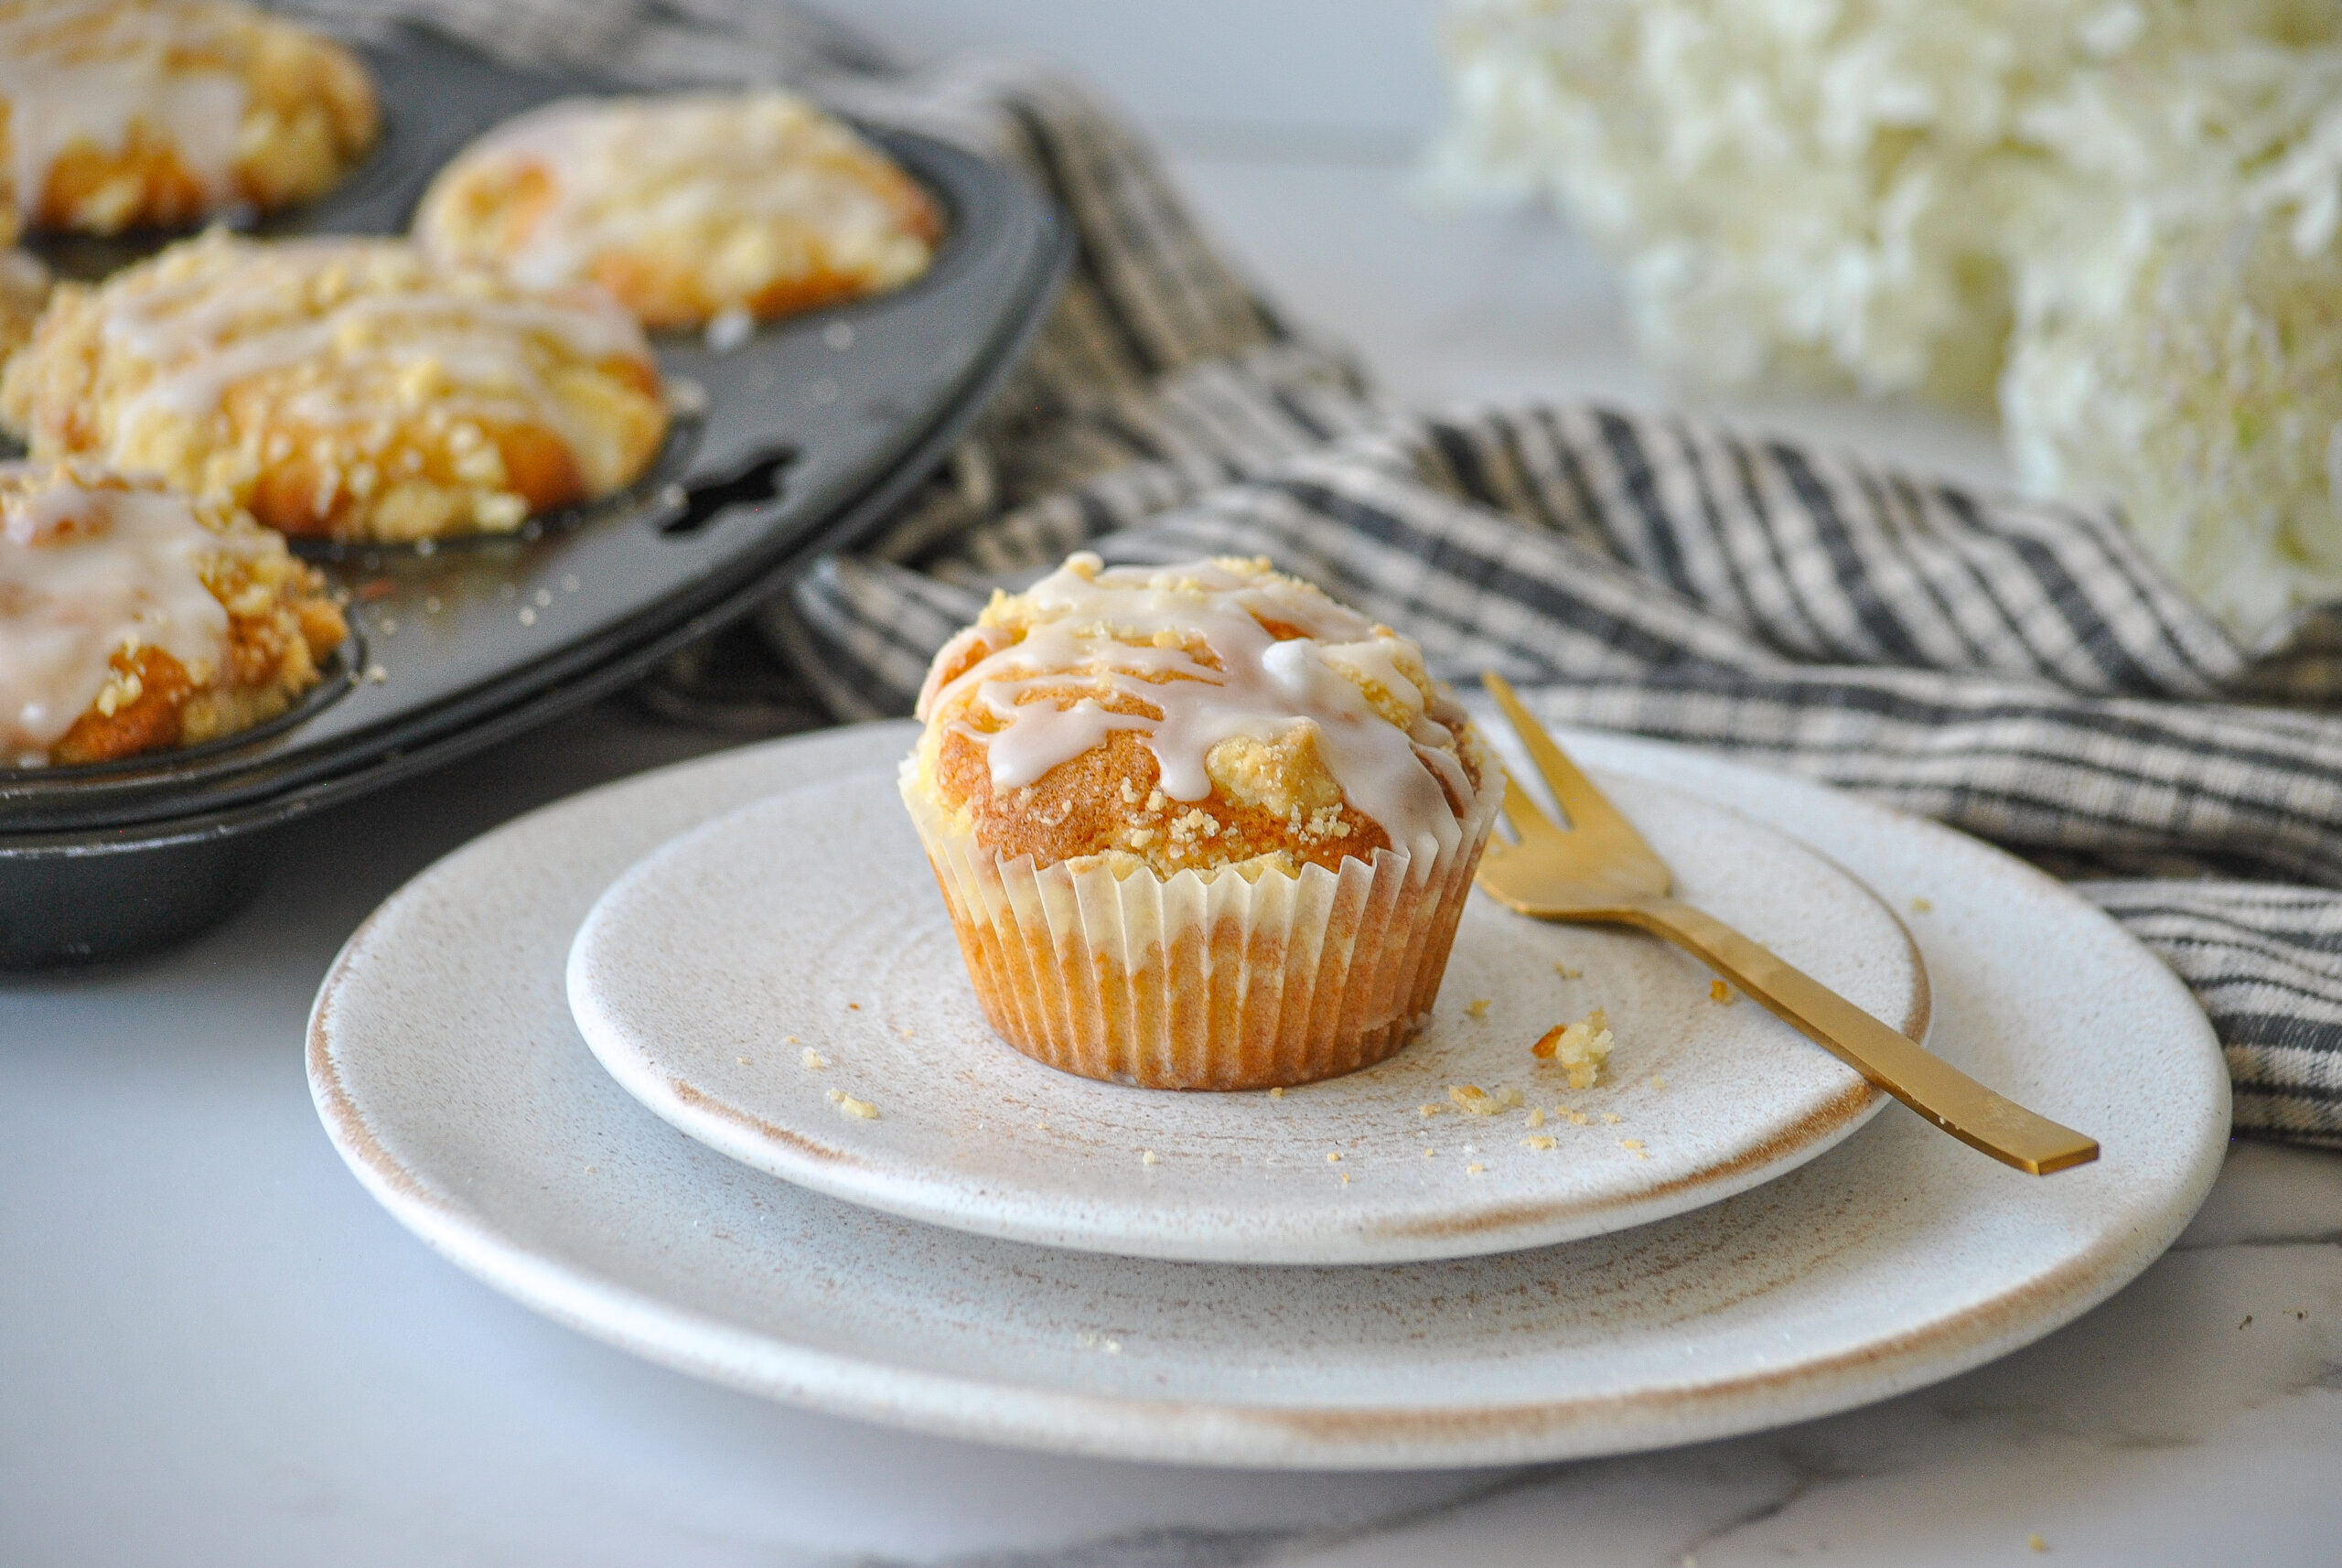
[0,230,667,538]
[910,553,1485,878]
[2,230,654,439]
[0,0,379,233]
[0,457,307,763]
[414,91,941,331]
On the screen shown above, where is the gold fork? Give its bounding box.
[1473,672,2099,1176]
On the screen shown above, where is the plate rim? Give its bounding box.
[563,764,1924,1264]
[307,719,2230,1468]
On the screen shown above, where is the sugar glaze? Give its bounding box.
[920,554,1475,868]
[0,464,258,762]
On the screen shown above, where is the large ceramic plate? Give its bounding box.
[308,722,2229,1469]
[565,767,1919,1263]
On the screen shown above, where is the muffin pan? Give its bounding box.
[0,23,1069,961]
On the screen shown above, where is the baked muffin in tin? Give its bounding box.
[0,459,347,768]
[0,0,378,236]
[414,91,942,335]
[0,231,671,542]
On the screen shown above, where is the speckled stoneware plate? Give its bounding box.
[308,721,2229,1470]
[564,766,1920,1264]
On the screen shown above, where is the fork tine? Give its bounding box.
[1500,774,1568,841]
[1481,671,1665,866]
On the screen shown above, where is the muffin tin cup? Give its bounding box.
[900,763,1505,1091]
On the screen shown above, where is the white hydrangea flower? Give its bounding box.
[2004,220,2342,636]
[1428,0,2342,635]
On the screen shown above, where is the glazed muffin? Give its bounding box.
[0,460,347,767]
[0,0,378,236]
[0,231,670,542]
[903,553,1502,1090]
[414,91,942,333]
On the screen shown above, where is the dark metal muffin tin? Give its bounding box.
[0,26,1068,964]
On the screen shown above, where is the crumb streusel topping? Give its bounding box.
[0,0,378,234]
[415,91,940,330]
[0,231,667,541]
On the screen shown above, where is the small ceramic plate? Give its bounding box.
[308,722,2228,1470]
[565,768,1920,1263]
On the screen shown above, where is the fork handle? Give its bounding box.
[1626,897,2100,1176]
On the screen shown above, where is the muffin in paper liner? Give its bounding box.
[901,759,1503,1090]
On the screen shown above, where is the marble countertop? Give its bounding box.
[4,6,2338,1563]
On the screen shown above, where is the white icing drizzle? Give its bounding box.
[0,464,258,762]
[0,1,254,220]
[420,92,932,297]
[923,555,1475,867]
[91,234,650,452]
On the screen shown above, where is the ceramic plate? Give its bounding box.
[565,768,1919,1263]
[308,722,2229,1469]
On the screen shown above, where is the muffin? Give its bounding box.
[0,231,670,542]
[0,459,347,767]
[902,553,1502,1090]
[413,91,942,333]
[0,0,379,236]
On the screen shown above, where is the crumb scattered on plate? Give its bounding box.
[1448,1083,1523,1115]
[1532,1008,1614,1089]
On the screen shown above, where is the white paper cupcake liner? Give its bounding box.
[901,761,1502,1090]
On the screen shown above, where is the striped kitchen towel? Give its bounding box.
[328,1,2341,1148]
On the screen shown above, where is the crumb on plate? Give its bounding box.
[1448,1083,1523,1115]
[1531,1007,1614,1089]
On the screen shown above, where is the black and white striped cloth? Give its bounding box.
[333,1,2341,1149]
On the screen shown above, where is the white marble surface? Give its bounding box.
[5,5,2340,1563]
